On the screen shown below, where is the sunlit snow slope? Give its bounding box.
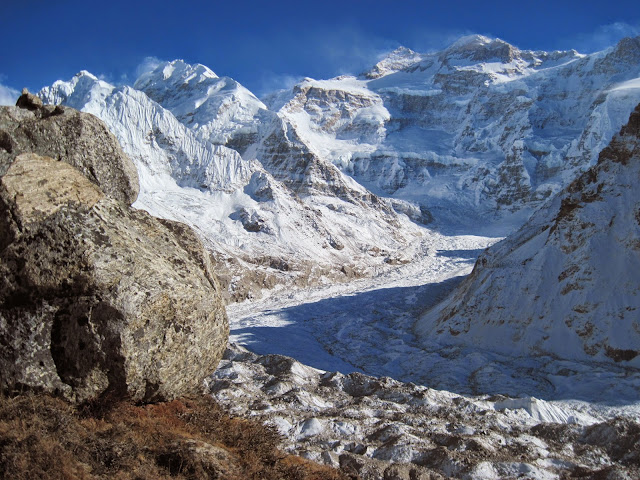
[417,104,640,368]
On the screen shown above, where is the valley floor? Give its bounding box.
[227,229,640,421]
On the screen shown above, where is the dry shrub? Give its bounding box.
[0,393,350,480]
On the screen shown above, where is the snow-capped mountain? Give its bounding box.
[416,103,640,367]
[269,35,640,225]
[134,60,267,151]
[39,70,425,301]
[135,59,399,209]
[37,35,640,301]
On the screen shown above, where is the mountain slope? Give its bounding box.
[39,71,425,300]
[415,103,640,367]
[271,35,640,226]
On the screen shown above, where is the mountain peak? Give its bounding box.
[448,34,494,49]
[135,59,218,91]
[362,46,423,79]
[442,35,520,63]
[75,70,99,81]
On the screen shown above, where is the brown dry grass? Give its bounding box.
[0,393,351,480]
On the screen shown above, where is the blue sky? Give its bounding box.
[1,0,639,100]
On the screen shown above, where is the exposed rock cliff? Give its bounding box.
[0,99,228,403]
[416,103,640,367]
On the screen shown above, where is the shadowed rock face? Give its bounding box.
[0,92,139,205]
[0,101,228,404]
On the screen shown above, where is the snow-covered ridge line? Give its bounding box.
[273,35,640,227]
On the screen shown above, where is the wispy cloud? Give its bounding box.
[569,22,640,53]
[255,72,301,98]
[307,25,398,77]
[248,25,397,96]
[404,28,479,53]
[0,81,20,106]
[134,56,165,81]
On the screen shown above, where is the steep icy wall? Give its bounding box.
[40,71,252,193]
[270,35,640,224]
[415,104,640,367]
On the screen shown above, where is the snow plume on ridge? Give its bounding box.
[275,24,397,80]
[134,56,166,80]
[255,71,301,99]
[403,27,482,54]
[569,21,640,53]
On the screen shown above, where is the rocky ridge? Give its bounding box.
[0,95,228,403]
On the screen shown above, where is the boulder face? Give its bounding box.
[0,104,229,403]
[0,92,139,205]
[415,104,640,367]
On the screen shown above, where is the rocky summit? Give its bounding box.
[0,95,228,403]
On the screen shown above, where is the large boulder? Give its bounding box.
[0,92,139,205]
[0,150,228,402]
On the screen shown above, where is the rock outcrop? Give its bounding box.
[416,103,640,367]
[0,100,228,403]
[0,90,139,204]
